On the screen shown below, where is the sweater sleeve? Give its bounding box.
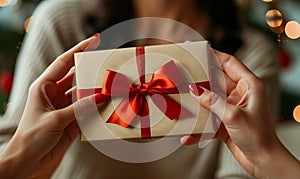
[0,0,86,152]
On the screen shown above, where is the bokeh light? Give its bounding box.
[24,16,33,33]
[266,9,283,28]
[285,21,300,39]
[0,0,9,7]
[293,105,300,123]
[262,0,273,2]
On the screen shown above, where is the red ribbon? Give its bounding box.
[77,46,210,138]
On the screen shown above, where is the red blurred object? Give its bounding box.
[279,48,292,69]
[0,72,13,95]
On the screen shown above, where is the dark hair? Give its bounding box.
[195,0,243,54]
[85,0,243,54]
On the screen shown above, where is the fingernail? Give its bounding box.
[189,84,204,96]
[94,93,105,104]
[85,33,101,51]
[92,33,100,37]
[180,136,188,144]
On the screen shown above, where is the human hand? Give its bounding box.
[0,34,103,178]
[181,50,300,178]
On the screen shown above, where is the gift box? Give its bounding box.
[75,41,216,141]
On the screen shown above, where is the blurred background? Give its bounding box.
[0,0,299,119]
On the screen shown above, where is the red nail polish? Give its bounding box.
[94,93,105,104]
[189,84,204,96]
[92,33,100,37]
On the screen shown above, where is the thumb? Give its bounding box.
[56,94,105,127]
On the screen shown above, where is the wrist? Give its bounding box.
[0,147,23,178]
[255,138,300,178]
[0,134,33,178]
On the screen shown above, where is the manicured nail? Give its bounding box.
[94,93,105,104]
[92,33,100,37]
[189,84,204,96]
[84,33,101,51]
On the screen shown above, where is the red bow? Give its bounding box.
[102,60,194,138]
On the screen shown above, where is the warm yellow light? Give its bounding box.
[24,16,33,33]
[263,0,273,2]
[293,105,300,123]
[0,0,9,7]
[285,21,300,39]
[266,9,283,28]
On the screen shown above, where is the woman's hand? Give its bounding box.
[181,50,300,178]
[0,34,103,178]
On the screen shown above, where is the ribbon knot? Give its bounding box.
[135,83,149,96]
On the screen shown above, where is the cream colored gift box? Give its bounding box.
[75,41,216,141]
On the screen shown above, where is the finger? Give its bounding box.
[215,122,229,142]
[213,50,256,83]
[41,34,100,82]
[189,85,237,125]
[209,49,236,96]
[57,68,75,93]
[55,94,106,127]
[211,64,236,96]
[65,86,77,102]
[223,73,237,95]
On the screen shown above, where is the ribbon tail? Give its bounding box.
[106,98,137,128]
[150,94,192,120]
[134,95,151,138]
[140,115,151,138]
